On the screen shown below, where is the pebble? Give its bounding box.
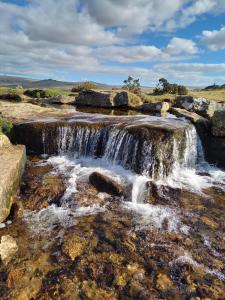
[6,220,12,225]
[0,223,6,229]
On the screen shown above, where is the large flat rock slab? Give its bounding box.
[0,134,26,223]
[0,101,75,124]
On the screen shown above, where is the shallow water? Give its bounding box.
[1,114,225,299]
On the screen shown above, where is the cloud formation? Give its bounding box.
[0,0,225,85]
[201,27,225,50]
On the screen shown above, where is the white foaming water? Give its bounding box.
[172,251,225,282]
[123,202,189,234]
[43,155,190,234]
[157,126,225,193]
[37,122,225,236]
[23,203,105,241]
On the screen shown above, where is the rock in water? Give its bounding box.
[135,102,170,113]
[0,235,18,264]
[89,172,124,196]
[211,110,225,137]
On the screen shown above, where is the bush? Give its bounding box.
[71,82,98,92]
[24,89,62,98]
[0,116,13,137]
[0,86,24,95]
[127,91,142,106]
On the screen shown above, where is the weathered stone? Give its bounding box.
[0,235,18,264]
[156,273,174,290]
[116,91,142,107]
[0,133,26,223]
[89,172,124,196]
[204,136,225,168]
[201,216,219,229]
[175,96,224,119]
[75,89,142,107]
[76,90,112,107]
[135,101,170,113]
[0,93,23,102]
[0,101,74,124]
[171,107,209,125]
[63,235,87,260]
[211,110,225,137]
[30,95,76,106]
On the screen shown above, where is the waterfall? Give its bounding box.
[41,122,201,181]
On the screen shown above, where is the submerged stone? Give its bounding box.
[89,172,124,196]
[135,101,170,113]
[0,235,18,264]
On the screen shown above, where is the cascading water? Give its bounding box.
[42,123,192,181]
[39,116,225,204]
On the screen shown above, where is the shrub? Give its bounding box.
[71,82,98,92]
[0,116,13,137]
[0,86,24,95]
[24,89,61,98]
[127,91,142,106]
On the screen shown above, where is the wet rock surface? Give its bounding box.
[0,156,224,299]
[89,172,124,196]
[136,101,170,113]
[212,110,225,137]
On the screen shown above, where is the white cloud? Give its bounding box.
[201,27,225,50]
[95,45,170,63]
[85,0,225,33]
[166,37,199,55]
[0,0,225,86]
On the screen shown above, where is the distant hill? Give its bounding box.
[0,75,116,90]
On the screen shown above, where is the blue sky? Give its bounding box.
[0,0,225,86]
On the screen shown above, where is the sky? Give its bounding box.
[0,0,225,86]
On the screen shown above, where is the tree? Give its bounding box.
[153,78,188,95]
[122,76,141,94]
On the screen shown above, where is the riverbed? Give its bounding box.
[0,110,225,299]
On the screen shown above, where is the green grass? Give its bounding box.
[0,86,24,95]
[140,92,175,103]
[127,91,142,106]
[0,115,13,137]
[189,89,225,103]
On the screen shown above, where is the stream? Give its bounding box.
[0,111,225,299]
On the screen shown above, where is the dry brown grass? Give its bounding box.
[140,89,225,104]
[189,89,225,103]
